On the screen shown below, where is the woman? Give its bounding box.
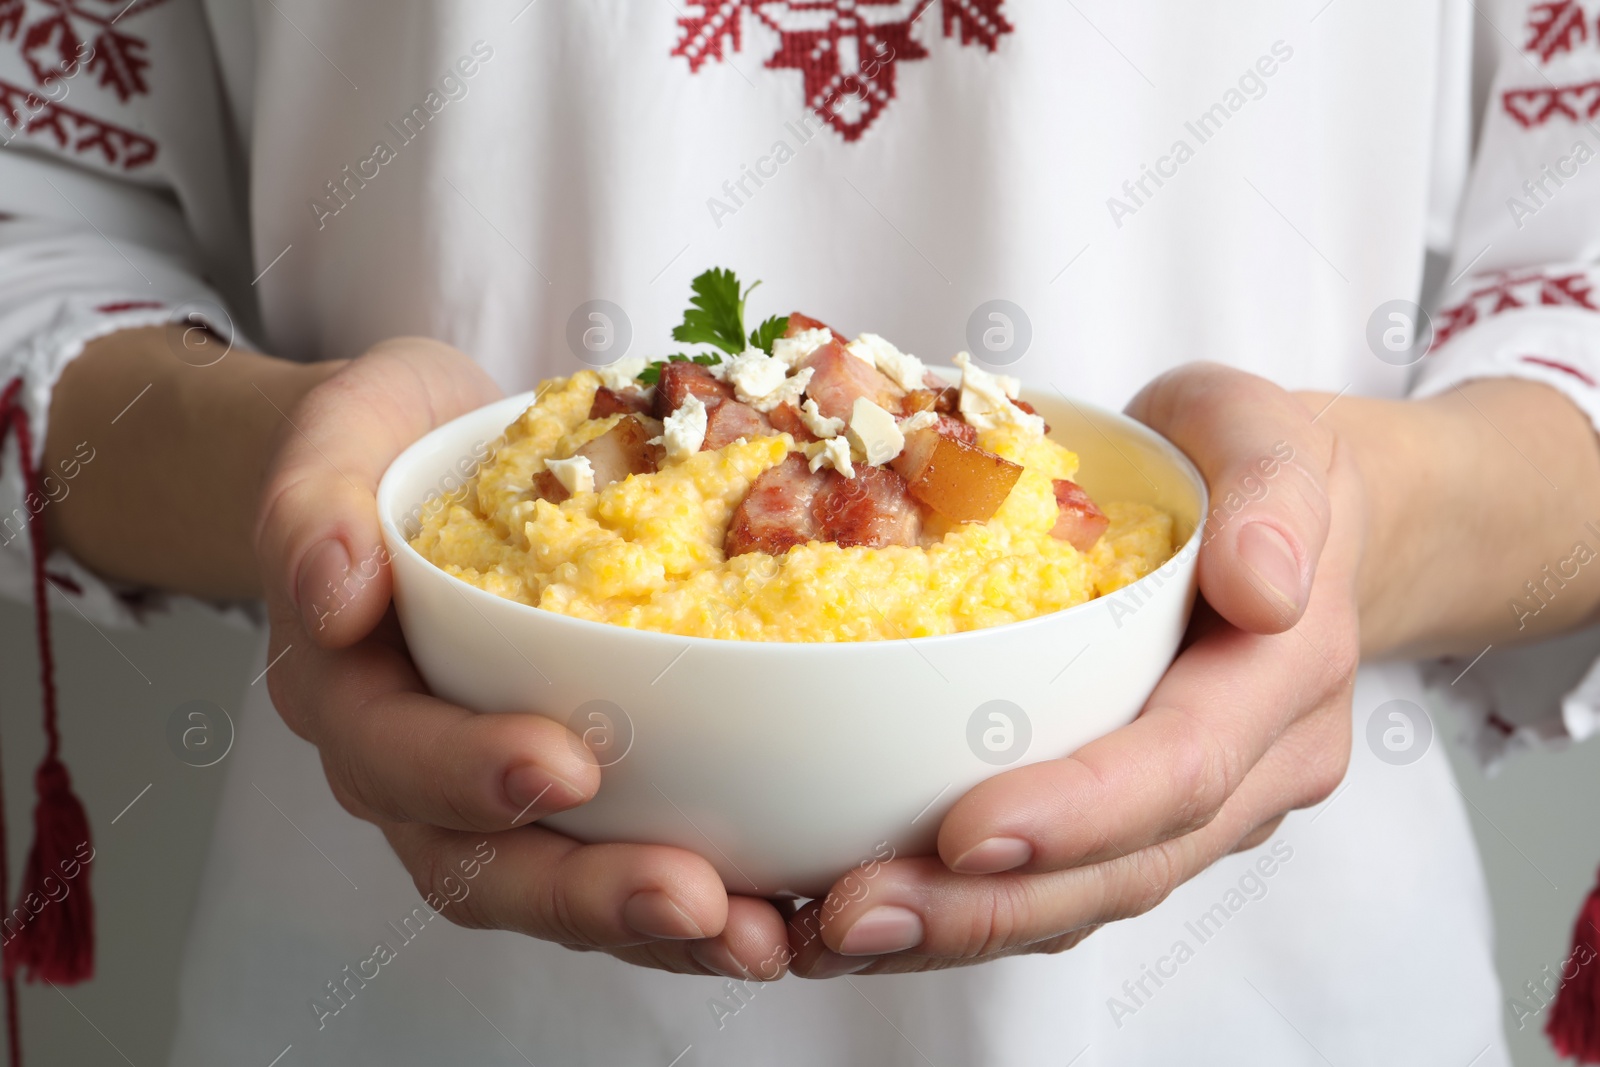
[1,1,1596,1063]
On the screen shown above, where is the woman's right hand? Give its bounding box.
[254,337,789,979]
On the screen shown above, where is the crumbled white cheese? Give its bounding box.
[898,410,940,435]
[952,351,1045,435]
[725,349,785,402]
[704,357,730,381]
[544,455,595,495]
[724,350,813,413]
[649,394,707,461]
[772,327,833,368]
[764,367,814,412]
[596,358,647,392]
[800,397,844,439]
[848,397,905,466]
[848,333,926,393]
[808,436,856,479]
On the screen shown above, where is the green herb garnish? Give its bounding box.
[637,268,789,384]
[673,268,751,355]
[749,314,790,355]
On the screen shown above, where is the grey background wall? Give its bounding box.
[0,599,1597,1066]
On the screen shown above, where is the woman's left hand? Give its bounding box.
[787,363,1365,977]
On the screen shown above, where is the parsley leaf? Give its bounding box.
[637,268,781,383]
[671,268,750,356]
[749,314,790,355]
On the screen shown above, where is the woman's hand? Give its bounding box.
[255,338,791,979]
[786,363,1365,976]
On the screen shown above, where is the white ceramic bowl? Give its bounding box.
[377,384,1206,898]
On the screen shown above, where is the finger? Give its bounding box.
[255,338,501,648]
[1221,695,1351,848]
[279,635,599,831]
[608,897,794,980]
[384,821,744,953]
[939,480,1360,879]
[797,698,1353,974]
[935,614,1320,875]
[794,771,1288,972]
[791,918,1102,979]
[1127,363,1334,633]
[785,854,1159,970]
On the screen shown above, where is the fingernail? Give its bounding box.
[1237,522,1303,613]
[623,891,705,940]
[503,765,585,818]
[950,836,1033,875]
[295,539,350,628]
[838,906,923,956]
[690,939,751,980]
[802,951,873,980]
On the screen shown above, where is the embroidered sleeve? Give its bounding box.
[0,216,236,627]
[1413,0,1600,411]
[1412,0,1600,764]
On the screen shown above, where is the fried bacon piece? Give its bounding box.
[891,427,1022,523]
[702,400,773,451]
[784,311,841,338]
[767,402,818,443]
[648,361,771,449]
[654,361,733,419]
[530,469,568,504]
[933,414,977,446]
[589,386,652,419]
[800,339,905,422]
[578,415,661,485]
[812,465,921,548]
[725,454,827,557]
[901,386,959,417]
[1049,479,1109,551]
[725,455,923,557]
[529,416,660,504]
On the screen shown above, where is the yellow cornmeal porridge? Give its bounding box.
[410,372,1174,641]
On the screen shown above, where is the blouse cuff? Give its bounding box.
[1411,265,1600,769]
[0,298,248,629]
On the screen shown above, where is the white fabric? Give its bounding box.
[1,0,1597,1062]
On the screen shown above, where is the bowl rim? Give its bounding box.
[376,381,1209,651]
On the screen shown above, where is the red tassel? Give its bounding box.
[2,760,93,984]
[0,375,104,1067]
[1549,869,1600,1063]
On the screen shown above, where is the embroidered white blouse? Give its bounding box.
[1,1,1598,1064]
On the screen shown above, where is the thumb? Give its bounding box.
[255,337,502,648]
[1127,362,1335,634]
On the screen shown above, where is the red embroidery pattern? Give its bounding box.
[5,0,169,100]
[1525,0,1589,62]
[0,0,165,169]
[1431,271,1599,350]
[0,78,155,168]
[1503,78,1600,126]
[1522,354,1598,386]
[673,0,1013,142]
[942,0,1011,49]
[1501,2,1600,125]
